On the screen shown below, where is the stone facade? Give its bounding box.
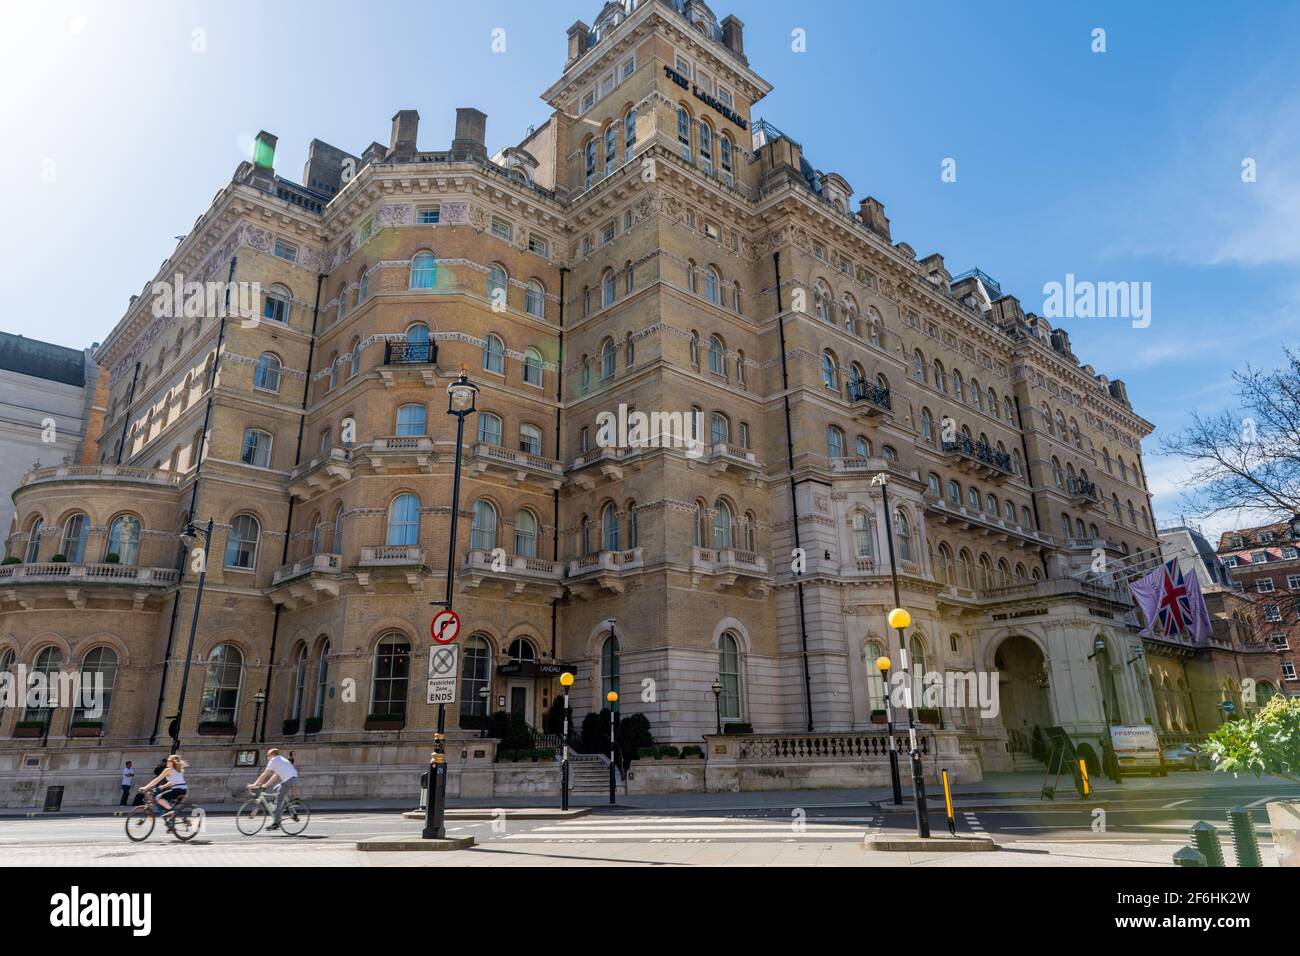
[1214,518,1300,694]
[0,0,1172,796]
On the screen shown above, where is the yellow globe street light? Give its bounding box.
[559,672,575,809]
[887,608,911,630]
[606,691,618,704]
[560,672,574,687]
[875,656,892,673]
[606,691,620,805]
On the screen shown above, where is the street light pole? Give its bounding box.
[560,671,574,811]
[874,473,931,838]
[606,690,619,805]
[251,690,266,744]
[424,370,478,841]
[711,678,722,736]
[172,517,214,755]
[875,656,902,805]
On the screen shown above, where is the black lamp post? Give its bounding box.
[711,678,722,735]
[560,671,574,811]
[875,655,903,805]
[172,517,214,754]
[478,686,490,738]
[251,690,266,744]
[606,690,619,805]
[873,472,930,838]
[423,370,478,842]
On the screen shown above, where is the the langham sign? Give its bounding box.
[663,66,749,131]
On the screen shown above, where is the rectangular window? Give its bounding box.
[703,221,719,240]
[1272,633,1290,650]
[273,239,298,263]
[812,241,827,261]
[490,218,513,241]
[601,221,616,245]
[1258,578,1276,593]
[1265,604,1282,622]
[1289,575,1300,589]
[717,85,733,108]
[581,89,595,113]
[416,205,440,224]
[528,234,549,256]
[598,72,615,100]
[581,236,593,255]
[1285,547,1299,560]
[1253,550,1269,564]
[1284,661,1297,680]
[675,54,691,77]
[622,55,636,79]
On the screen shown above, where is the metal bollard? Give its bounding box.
[1190,820,1225,867]
[1173,846,1207,867]
[1227,806,1262,867]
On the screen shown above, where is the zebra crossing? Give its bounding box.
[499,813,881,843]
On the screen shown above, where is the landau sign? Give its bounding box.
[663,66,749,131]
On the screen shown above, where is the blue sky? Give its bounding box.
[3,0,1298,535]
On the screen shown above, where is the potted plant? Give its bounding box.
[198,720,236,736]
[14,720,45,738]
[70,720,102,738]
[364,712,405,731]
[870,709,888,724]
[917,708,941,725]
[1,556,21,566]
[103,552,120,564]
[282,718,299,735]
[681,745,704,759]
[722,722,753,735]
[1203,695,1300,866]
[50,553,67,563]
[304,716,322,734]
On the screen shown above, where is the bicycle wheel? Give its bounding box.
[171,808,201,842]
[235,798,266,835]
[279,799,310,836]
[125,805,155,842]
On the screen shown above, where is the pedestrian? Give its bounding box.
[119,761,135,806]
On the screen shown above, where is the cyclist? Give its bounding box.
[139,755,189,830]
[247,748,298,832]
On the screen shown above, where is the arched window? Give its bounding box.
[1051,457,1064,487]
[709,497,735,550]
[913,349,925,381]
[856,435,871,457]
[348,337,361,378]
[602,502,620,552]
[60,512,89,562]
[601,338,616,378]
[865,640,886,711]
[410,252,437,289]
[953,370,964,401]
[827,425,845,459]
[224,514,260,568]
[241,428,272,468]
[199,643,243,724]
[602,268,616,307]
[405,322,431,362]
[604,122,617,176]
[73,646,118,724]
[370,634,410,719]
[523,348,543,386]
[624,108,637,163]
[332,504,345,555]
[627,501,639,548]
[314,639,330,721]
[895,510,914,562]
[933,360,946,392]
[487,264,508,309]
[461,635,492,719]
[626,333,636,368]
[689,331,699,366]
[263,286,291,324]
[705,266,721,304]
[471,499,498,551]
[386,494,420,546]
[708,335,726,374]
[514,509,538,557]
[253,353,281,392]
[24,517,43,563]
[482,333,505,374]
[852,512,873,559]
[921,408,934,443]
[107,515,141,565]
[677,107,692,160]
[686,259,697,293]
[909,635,927,711]
[519,423,542,456]
[477,411,503,446]
[584,137,596,187]
[290,644,309,721]
[821,351,839,390]
[699,119,713,173]
[935,543,954,584]
[719,632,742,719]
[601,631,621,707]
[525,279,545,317]
[357,270,370,305]
[395,403,427,436]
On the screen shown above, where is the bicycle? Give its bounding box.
[236,784,310,836]
[125,789,202,843]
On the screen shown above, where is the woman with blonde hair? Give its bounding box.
[140,755,189,830]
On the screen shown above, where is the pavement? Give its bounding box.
[0,770,1292,867]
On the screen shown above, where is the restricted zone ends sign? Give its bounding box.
[431,609,461,644]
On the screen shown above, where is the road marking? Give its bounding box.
[1245,796,1281,808]
[962,812,985,833]
[1162,799,1192,809]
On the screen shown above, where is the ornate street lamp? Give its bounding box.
[251,690,266,744]
[560,672,574,810]
[875,655,903,805]
[711,678,723,735]
[606,690,619,805]
[172,517,214,754]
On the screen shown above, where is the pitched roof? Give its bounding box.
[0,332,86,388]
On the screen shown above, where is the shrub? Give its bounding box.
[103,552,120,564]
[637,746,657,759]
[581,710,611,754]
[365,713,403,723]
[487,710,510,741]
[16,719,45,730]
[50,554,67,563]
[657,745,681,759]
[616,712,654,772]
[198,720,235,733]
[681,745,704,758]
[282,718,300,735]
[71,720,102,729]
[500,712,535,751]
[722,722,753,735]
[1,556,20,565]
[304,717,322,734]
[542,696,566,736]
[1204,695,1300,783]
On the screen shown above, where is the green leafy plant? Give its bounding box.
[71,720,102,728]
[681,745,704,758]
[50,554,67,563]
[304,717,322,734]
[722,722,753,735]
[500,712,535,751]
[1203,695,1300,783]
[365,713,403,723]
[282,718,299,735]
[1,556,21,565]
[103,552,120,564]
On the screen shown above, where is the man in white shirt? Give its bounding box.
[248,748,300,831]
[119,762,135,806]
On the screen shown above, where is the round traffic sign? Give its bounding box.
[431,609,461,644]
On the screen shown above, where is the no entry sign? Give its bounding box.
[431,609,461,644]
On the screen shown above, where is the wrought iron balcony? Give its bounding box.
[383,341,437,365]
[942,436,1013,479]
[1067,476,1101,506]
[848,379,891,417]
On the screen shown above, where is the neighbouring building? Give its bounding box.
[0,0,1172,803]
[1215,517,1300,693]
[0,332,105,538]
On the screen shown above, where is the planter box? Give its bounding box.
[1267,800,1300,867]
[364,719,405,732]
[13,726,43,739]
[198,724,236,736]
[69,726,102,738]
[869,713,888,725]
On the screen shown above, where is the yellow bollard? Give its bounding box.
[1078,758,1090,798]
[941,767,955,835]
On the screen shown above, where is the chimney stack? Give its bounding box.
[721,16,745,58]
[857,197,890,240]
[452,107,488,161]
[389,109,420,161]
[566,21,590,67]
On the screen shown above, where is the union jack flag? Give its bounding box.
[1129,559,1212,640]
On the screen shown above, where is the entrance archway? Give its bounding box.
[994,635,1052,754]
